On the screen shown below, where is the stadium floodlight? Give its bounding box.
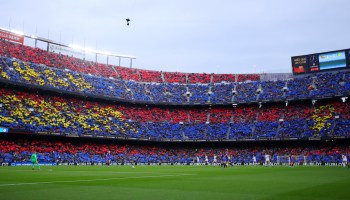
[85,48,96,53]
[69,44,95,53]
[68,44,136,59]
[10,30,24,36]
[285,101,288,107]
[68,44,83,50]
[0,27,24,36]
[102,51,112,55]
[341,97,348,103]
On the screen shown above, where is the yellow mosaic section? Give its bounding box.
[41,68,70,87]
[311,105,334,132]
[12,61,42,84]
[67,73,92,91]
[0,63,10,79]
[10,60,92,91]
[0,92,137,134]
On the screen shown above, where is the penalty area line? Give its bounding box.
[0,174,197,187]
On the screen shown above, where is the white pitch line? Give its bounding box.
[0,174,197,187]
[0,168,196,175]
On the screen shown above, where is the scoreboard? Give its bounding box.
[292,49,350,75]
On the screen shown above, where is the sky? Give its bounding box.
[0,0,349,74]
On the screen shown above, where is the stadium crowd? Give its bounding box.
[0,37,349,171]
[0,88,349,141]
[0,137,348,164]
[0,39,259,84]
[1,39,349,105]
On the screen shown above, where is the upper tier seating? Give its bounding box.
[0,40,260,84]
[1,40,350,105]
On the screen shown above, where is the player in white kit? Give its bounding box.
[213,154,217,165]
[265,154,271,166]
[342,154,348,167]
[252,155,257,165]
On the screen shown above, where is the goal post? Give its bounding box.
[276,155,307,165]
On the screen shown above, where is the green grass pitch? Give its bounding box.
[0,165,349,200]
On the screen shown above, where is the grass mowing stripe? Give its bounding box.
[0,173,197,187]
[0,166,348,200]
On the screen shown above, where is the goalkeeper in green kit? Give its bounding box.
[31,151,40,170]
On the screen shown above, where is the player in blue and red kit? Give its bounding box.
[221,151,229,168]
[289,155,294,167]
[106,151,111,166]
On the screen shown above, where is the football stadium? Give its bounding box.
[0,1,350,200]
